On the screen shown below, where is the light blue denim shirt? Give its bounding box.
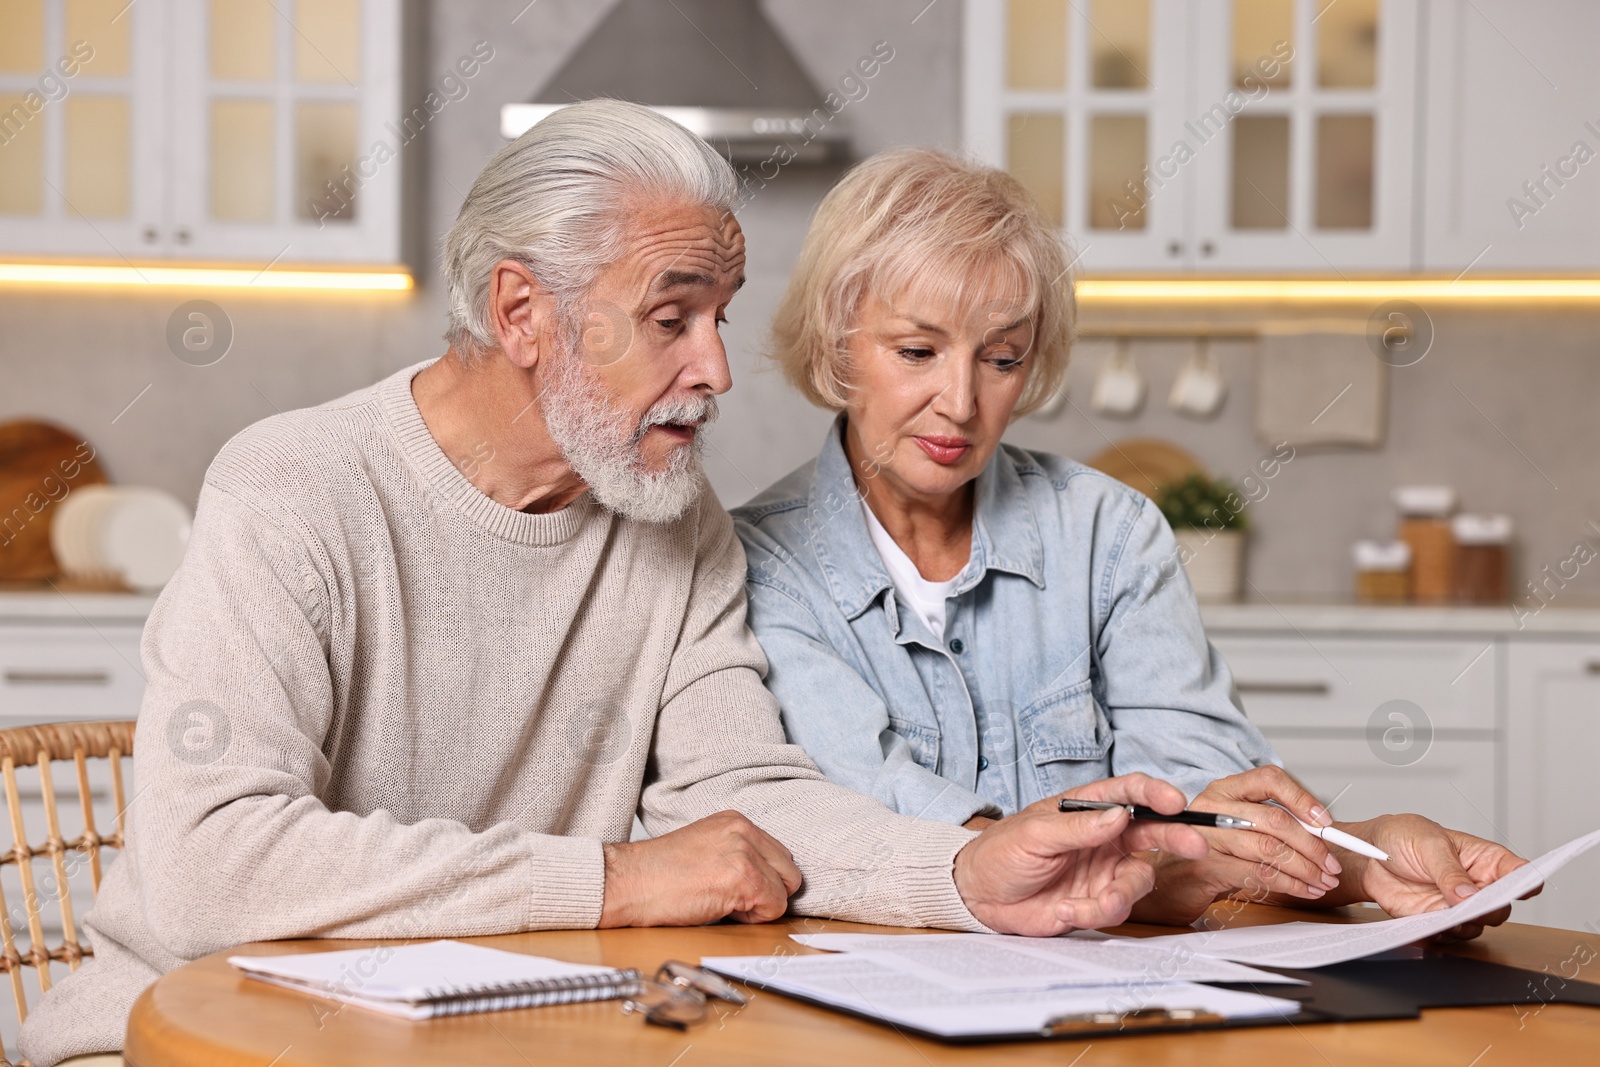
[731,418,1279,825]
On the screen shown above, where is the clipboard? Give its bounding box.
[720,949,1600,1044]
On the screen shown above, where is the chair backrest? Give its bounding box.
[0,720,135,1066]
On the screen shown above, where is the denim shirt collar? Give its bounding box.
[809,416,1046,623]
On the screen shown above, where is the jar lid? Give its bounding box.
[1353,540,1412,570]
[1393,485,1457,517]
[1452,513,1514,544]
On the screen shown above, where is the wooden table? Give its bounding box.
[125,904,1600,1067]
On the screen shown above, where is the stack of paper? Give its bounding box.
[704,827,1600,1040]
[703,936,1302,1039]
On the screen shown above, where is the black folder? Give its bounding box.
[1038,948,1600,1042]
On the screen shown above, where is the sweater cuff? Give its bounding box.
[525,834,606,930]
[896,822,997,934]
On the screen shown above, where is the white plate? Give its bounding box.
[51,484,114,577]
[98,488,192,592]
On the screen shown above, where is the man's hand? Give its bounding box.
[599,811,803,927]
[1131,766,1343,925]
[1339,814,1532,940]
[953,773,1209,936]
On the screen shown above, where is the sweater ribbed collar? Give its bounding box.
[379,359,595,547]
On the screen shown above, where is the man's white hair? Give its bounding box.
[442,99,739,356]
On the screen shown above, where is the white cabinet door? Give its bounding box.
[1211,633,1498,731]
[1213,632,1504,845]
[166,0,403,263]
[1187,0,1421,271]
[0,0,167,257]
[964,0,1419,272]
[1506,640,1600,933]
[964,0,1197,272]
[1264,735,1499,842]
[0,624,147,722]
[1421,0,1600,272]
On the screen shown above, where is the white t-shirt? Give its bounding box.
[861,499,960,640]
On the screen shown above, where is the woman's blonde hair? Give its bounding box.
[770,148,1075,417]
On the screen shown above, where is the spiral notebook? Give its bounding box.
[228,940,642,1020]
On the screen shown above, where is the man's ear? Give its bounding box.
[488,259,557,370]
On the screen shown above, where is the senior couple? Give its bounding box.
[27,100,1525,1065]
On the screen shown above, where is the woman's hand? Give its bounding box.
[953,773,1208,936]
[1339,814,1532,940]
[1131,766,1343,926]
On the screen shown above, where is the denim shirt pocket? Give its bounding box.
[887,715,941,772]
[1017,678,1113,796]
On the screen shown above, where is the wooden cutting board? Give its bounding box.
[1084,438,1208,501]
[0,420,109,582]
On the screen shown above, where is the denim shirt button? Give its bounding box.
[978,755,989,771]
[949,638,965,654]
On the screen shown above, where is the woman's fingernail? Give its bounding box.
[1310,806,1333,827]
[1322,872,1340,890]
[1306,885,1326,898]
[1324,854,1342,875]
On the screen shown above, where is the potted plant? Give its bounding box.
[1155,474,1248,603]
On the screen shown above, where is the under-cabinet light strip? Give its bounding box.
[0,263,413,291]
[1077,278,1600,301]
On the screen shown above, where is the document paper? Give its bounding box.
[789,932,1307,988]
[1120,826,1600,969]
[702,952,1300,1039]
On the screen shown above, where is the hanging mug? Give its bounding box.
[1090,339,1146,418]
[1169,339,1227,418]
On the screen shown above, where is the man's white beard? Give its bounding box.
[541,342,717,525]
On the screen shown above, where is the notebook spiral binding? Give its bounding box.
[417,968,644,1017]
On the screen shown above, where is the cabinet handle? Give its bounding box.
[1200,240,1216,257]
[3,669,112,686]
[1586,661,1600,675]
[1167,240,1184,257]
[1236,681,1332,696]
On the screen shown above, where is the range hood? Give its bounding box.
[500,0,849,164]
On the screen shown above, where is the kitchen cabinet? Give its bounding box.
[0,594,145,1036]
[1205,607,1600,935]
[1211,632,1501,840]
[964,0,1421,272]
[1420,0,1600,272]
[1505,640,1600,933]
[0,0,404,264]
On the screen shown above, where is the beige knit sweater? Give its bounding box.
[21,361,981,1065]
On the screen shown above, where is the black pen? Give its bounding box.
[1058,798,1254,829]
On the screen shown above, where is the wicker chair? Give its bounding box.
[0,721,135,1067]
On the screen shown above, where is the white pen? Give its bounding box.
[1265,802,1390,862]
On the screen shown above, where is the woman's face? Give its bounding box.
[841,270,1035,506]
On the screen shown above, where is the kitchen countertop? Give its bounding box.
[4,587,1600,636]
[0,586,159,622]
[1200,600,1600,636]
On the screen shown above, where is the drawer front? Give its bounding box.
[1264,735,1500,844]
[1212,635,1498,732]
[0,625,147,722]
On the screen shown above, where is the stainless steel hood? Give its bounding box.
[500,0,848,164]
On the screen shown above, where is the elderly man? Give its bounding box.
[23,100,1209,1066]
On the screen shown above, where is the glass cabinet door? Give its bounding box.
[166,0,401,263]
[0,0,164,257]
[1188,0,1420,271]
[965,0,1196,272]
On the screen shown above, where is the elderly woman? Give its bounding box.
[732,149,1528,927]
